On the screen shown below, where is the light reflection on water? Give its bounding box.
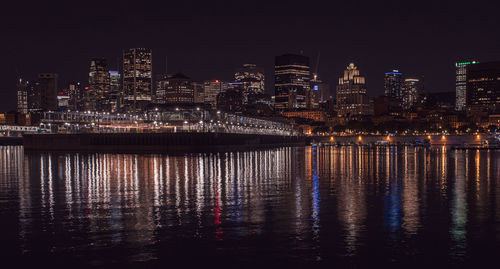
[0,145,500,266]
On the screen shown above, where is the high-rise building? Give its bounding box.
[274,54,310,110]
[336,63,371,117]
[192,81,205,104]
[401,78,420,110]
[68,82,82,111]
[204,79,229,109]
[17,78,28,114]
[466,61,500,112]
[108,70,121,112]
[38,73,58,111]
[122,48,153,110]
[455,60,479,111]
[309,74,330,109]
[234,64,265,103]
[88,58,111,111]
[163,73,194,104]
[384,69,403,102]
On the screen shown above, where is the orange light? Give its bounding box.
[476,134,481,140]
[442,135,446,140]
[329,136,334,142]
[386,135,391,141]
[358,136,362,141]
[427,135,431,139]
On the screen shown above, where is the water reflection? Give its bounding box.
[0,145,499,266]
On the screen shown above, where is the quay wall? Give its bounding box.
[23,132,306,153]
[311,134,483,146]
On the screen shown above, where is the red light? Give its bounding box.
[215,80,219,83]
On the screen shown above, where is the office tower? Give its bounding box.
[204,79,229,109]
[68,82,82,111]
[27,80,41,112]
[336,63,370,117]
[274,54,310,110]
[163,73,194,104]
[108,71,121,111]
[466,61,500,112]
[122,48,153,110]
[87,58,111,111]
[309,74,330,109]
[401,78,420,110]
[192,81,205,103]
[109,70,120,92]
[17,78,28,114]
[384,69,403,102]
[234,64,265,103]
[38,73,58,111]
[455,60,479,111]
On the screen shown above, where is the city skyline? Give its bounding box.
[2,1,500,111]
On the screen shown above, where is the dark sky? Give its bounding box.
[1,0,499,111]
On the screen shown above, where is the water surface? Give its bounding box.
[1,145,499,267]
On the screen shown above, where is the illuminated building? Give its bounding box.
[163,73,194,104]
[88,58,111,111]
[38,73,58,111]
[108,71,121,112]
[384,69,403,102]
[17,78,28,114]
[192,81,205,103]
[204,79,229,109]
[308,74,329,109]
[68,82,82,111]
[455,60,478,111]
[234,64,265,103]
[109,70,120,92]
[466,61,500,112]
[274,54,310,110]
[122,48,153,110]
[281,110,326,122]
[336,63,371,117]
[401,78,420,110]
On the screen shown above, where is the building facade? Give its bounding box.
[204,80,229,109]
[455,60,479,111]
[122,48,153,110]
[38,73,58,111]
[88,58,111,111]
[466,61,500,112]
[17,78,28,114]
[234,64,265,103]
[336,63,371,117]
[274,54,310,110]
[401,78,420,110]
[384,70,403,103]
[163,73,194,104]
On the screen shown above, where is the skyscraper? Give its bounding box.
[384,69,403,102]
[234,64,265,103]
[274,54,310,110]
[88,58,111,111]
[17,78,28,114]
[466,61,500,112]
[401,78,420,110]
[122,48,153,111]
[309,74,330,109]
[38,73,58,111]
[455,60,479,111]
[336,63,370,117]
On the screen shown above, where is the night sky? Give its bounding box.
[1,0,499,111]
